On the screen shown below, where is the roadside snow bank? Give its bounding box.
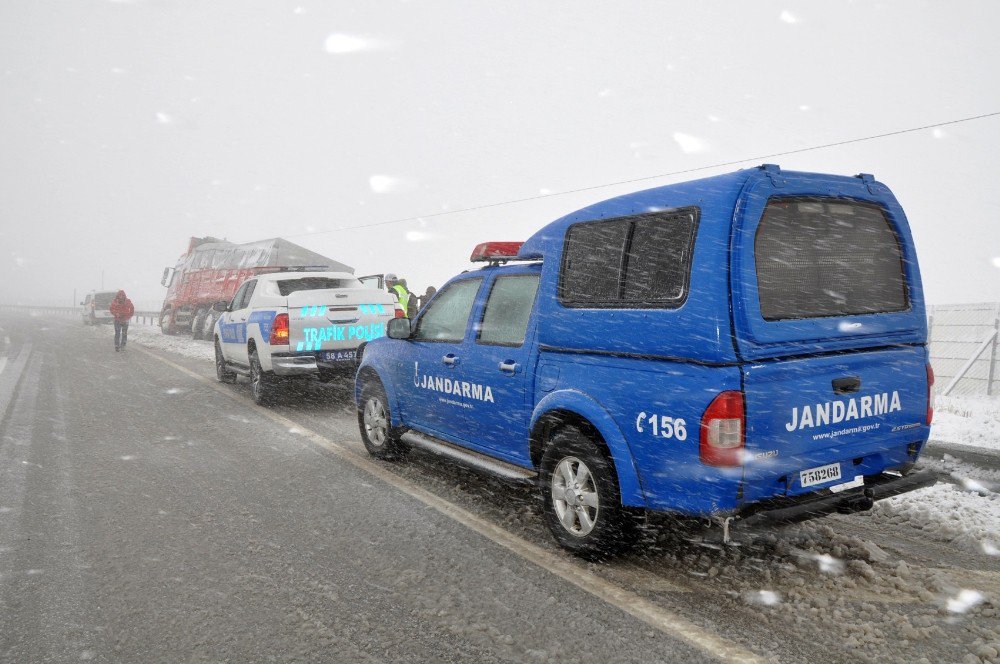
[932,395,1000,452]
[870,483,999,556]
[126,326,214,362]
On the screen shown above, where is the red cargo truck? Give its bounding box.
[159,237,361,338]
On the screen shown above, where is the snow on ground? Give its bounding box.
[932,394,1000,452]
[127,325,214,362]
[870,483,999,556]
[87,321,215,362]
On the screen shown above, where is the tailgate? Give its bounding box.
[287,288,395,354]
[742,346,929,497]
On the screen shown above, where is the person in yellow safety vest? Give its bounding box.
[385,273,411,318]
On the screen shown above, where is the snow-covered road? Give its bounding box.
[2,312,997,663]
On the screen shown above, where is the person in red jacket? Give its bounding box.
[108,289,134,352]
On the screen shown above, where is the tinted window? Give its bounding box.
[478,275,540,346]
[94,293,115,308]
[559,208,698,308]
[755,198,909,321]
[276,277,359,296]
[230,282,250,310]
[560,219,628,303]
[413,279,482,342]
[622,211,697,303]
[239,280,257,308]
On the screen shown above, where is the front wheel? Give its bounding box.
[215,340,236,384]
[540,427,636,558]
[249,349,276,405]
[358,380,407,460]
[159,310,176,336]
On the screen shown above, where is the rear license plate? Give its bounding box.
[800,462,842,488]
[320,350,356,362]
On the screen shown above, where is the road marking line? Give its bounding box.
[133,345,765,664]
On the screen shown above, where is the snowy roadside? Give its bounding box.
[86,320,215,363]
[931,395,1000,453]
[126,324,215,362]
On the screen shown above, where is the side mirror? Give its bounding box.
[387,317,411,340]
[212,301,228,312]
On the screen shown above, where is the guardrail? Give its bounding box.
[0,303,161,326]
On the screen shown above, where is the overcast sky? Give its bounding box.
[1,0,998,309]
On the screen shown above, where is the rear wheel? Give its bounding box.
[201,310,218,339]
[540,426,635,557]
[191,308,208,340]
[215,340,236,384]
[358,380,407,460]
[249,348,276,405]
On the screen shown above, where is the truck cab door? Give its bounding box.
[455,271,540,464]
[219,281,252,365]
[400,277,482,440]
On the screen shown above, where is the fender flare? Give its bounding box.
[356,358,405,427]
[531,390,646,508]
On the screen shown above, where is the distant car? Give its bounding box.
[213,271,400,405]
[81,291,117,325]
[356,165,937,556]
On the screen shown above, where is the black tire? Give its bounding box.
[249,348,276,405]
[215,339,236,384]
[540,426,636,558]
[191,308,208,340]
[201,310,218,340]
[358,379,407,460]
[160,310,176,336]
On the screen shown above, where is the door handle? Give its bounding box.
[442,354,460,366]
[832,376,861,394]
[498,360,519,374]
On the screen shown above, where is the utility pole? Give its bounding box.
[101,270,105,290]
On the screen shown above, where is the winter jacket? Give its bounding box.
[109,291,134,322]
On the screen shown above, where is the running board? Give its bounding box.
[400,430,537,484]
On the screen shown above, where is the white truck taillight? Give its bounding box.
[700,390,745,466]
[393,304,405,319]
[926,363,934,425]
[270,313,290,346]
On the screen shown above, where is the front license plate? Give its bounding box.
[320,350,356,362]
[799,462,842,488]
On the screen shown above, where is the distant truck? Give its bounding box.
[159,237,381,338]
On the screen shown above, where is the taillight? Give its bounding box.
[700,390,745,466]
[393,305,405,319]
[926,363,935,425]
[270,313,289,346]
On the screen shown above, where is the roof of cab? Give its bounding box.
[515,165,882,261]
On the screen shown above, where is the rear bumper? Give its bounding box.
[736,469,937,526]
[271,354,318,376]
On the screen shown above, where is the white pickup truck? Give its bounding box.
[213,271,399,404]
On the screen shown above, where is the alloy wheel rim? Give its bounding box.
[363,397,388,447]
[551,456,599,537]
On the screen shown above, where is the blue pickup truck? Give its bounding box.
[355,164,936,555]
